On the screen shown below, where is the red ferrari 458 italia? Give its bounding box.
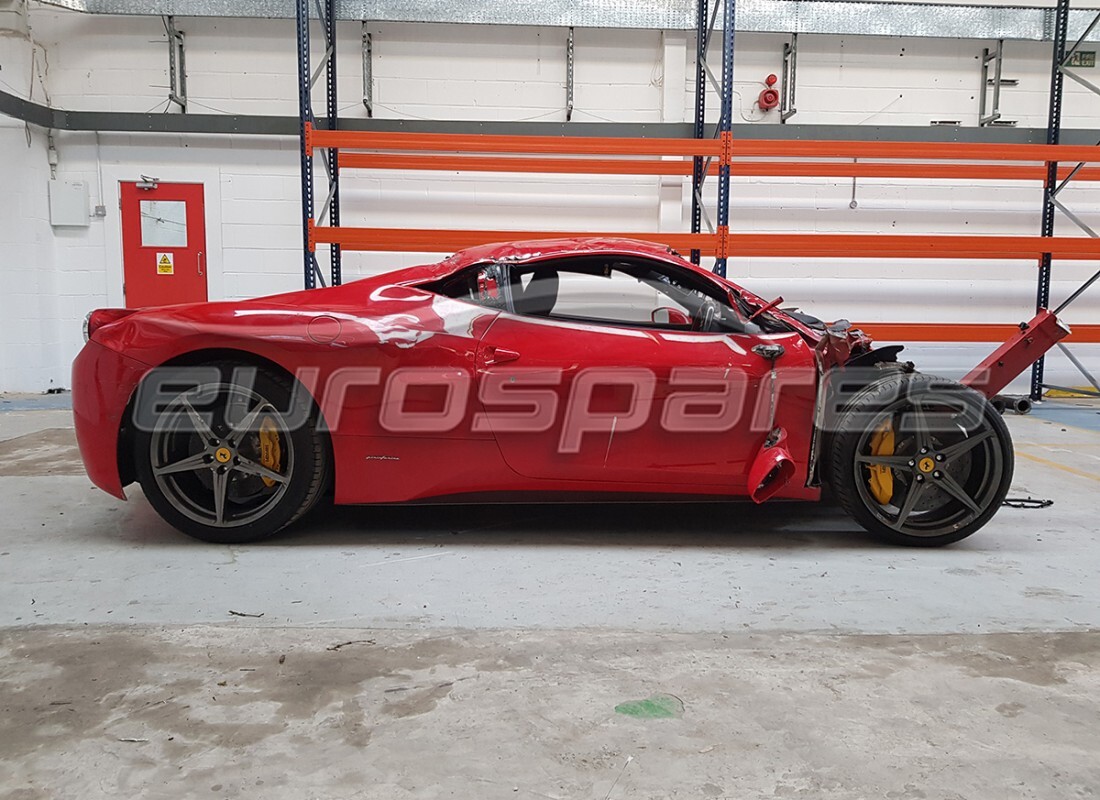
[73,237,1054,546]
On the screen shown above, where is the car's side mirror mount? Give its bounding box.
[651,307,691,326]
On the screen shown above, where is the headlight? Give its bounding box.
[83,311,93,343]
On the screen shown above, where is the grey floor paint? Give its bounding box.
[2,398,1098,798]
[1,409,1097,634]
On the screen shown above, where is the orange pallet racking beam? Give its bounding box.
[312,126,1100,167]
[728,139,1100,163]
[858,322,1100,344]
[311,225,720,257]
[340,152,1100,182]
[339,153,700,176]
[311,226,1100,262]
[310,127,723,157]
[726,233,1100,260]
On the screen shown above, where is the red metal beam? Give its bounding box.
[959,311,1073,397]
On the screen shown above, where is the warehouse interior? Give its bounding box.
[2,0,1100,796]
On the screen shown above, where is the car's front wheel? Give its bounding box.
[824,372,1013,546]
[133,362,329,543]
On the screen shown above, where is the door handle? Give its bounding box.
[752,343,784,361]
[197,251,205,276]
[482,346,520,366]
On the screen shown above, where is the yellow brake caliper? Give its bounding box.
[258,416,282,488]
[868,418,895,505]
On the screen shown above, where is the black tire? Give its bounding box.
[824,372,1013,546]
[133,361,330,543]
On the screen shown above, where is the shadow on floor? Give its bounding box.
[262,499,894,551]
[103,484,897,550]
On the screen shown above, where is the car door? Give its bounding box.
[473,256,816,491]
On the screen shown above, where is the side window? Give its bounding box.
[427,263,508,310]
[551,269,691,324]
[509,258,730,331]
[425,256,761,334]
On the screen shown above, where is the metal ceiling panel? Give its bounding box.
[29,0,1100,43]
[357,0,694,28]
[743,1,1051,41]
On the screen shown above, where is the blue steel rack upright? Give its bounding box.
[690,0,737,276]
[1029,0,1100,401]
[714,0,737,278]
[296,0,341,289]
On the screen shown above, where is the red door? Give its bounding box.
[120,182,207,308]
[477,314,811,489]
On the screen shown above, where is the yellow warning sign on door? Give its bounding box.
[156,252,174,275]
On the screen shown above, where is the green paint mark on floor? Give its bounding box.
[614,693,684,719]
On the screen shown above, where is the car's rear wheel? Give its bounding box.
[825,372,1013,546]
[133,363,329,543]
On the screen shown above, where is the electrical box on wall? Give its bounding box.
[48,179,90,227]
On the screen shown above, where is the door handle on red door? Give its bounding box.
[482,346,521,366]
[197,251,205,276]
[752,343,784,361]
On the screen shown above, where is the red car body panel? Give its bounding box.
[477,315,817,493]
[72,341,150,500]
[73,237,857,507]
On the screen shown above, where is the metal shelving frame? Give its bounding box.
[295,2,1098,387]
[296,0,341,289]
[687,0,737,277]
[1031,0,1100,400]
[690,0,721,266]
[297,0,738,287]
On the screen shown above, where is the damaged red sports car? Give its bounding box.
[72,237,1067,546]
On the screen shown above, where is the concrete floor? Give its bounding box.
[2,395,1099,798]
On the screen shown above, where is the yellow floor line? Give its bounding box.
[1014,450,1100,483]
[1043,387,1097,398]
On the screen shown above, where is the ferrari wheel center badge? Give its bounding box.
[214,447,233,464]
[918,456,935,474]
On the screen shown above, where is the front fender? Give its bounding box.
[72,341,151,499]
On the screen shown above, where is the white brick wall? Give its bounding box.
[0,3,1097,391]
